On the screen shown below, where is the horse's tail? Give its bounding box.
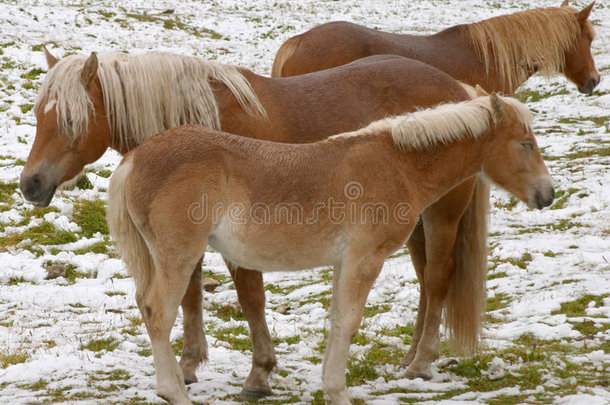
[271,36,300,78]
[107,158,154,301]
[444,175,490,354]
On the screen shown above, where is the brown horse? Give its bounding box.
[20,50,485,397]
[107,94,554,404]
[272,1,599,94]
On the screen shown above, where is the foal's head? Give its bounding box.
[481,92,554,209]
[20,48,111,207]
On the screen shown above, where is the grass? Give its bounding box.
[72,199,108,237]
[0,221,78,249]
[551,293,610,317]
[80,337,120,353]
[0,351,29,368]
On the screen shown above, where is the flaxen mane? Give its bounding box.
[35,52,267,148]
[462,6,594,91]
[336,95,531,151]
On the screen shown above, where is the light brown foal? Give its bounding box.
[108,94,554,404]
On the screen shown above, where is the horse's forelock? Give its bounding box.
[35,54,94,142]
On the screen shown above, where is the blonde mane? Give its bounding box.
[35,52,267,148]
[335,95,532,150]
[461,6,594,91]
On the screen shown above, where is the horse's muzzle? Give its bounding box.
[578,75,600,94]
[19,173,57,208]
[527,176,554,210]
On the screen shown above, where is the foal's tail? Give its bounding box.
[444,175,490,354]
[271,36,300,78]
[107,158,154,301]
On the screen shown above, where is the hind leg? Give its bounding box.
[138,258,199,405]
[179,258,208,384]
[225,261,276,399]
[405,178,476,379]
[401,219,427,367]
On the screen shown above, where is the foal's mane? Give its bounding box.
[339,96,532,151]
[35,52,267,147]
[461,6,594,91]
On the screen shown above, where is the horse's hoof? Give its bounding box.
[405,369,432,381]
[399,356,413,368]
[240,386,272,400]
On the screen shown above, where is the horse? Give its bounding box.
[20,49,488,397]
[107,93,554,404]
[271,1,599,95]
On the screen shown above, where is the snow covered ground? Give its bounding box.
[0,0,608,404]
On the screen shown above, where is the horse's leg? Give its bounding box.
[323,250,385,404]
[406,177,477,380]
[139,257,198,405]
[224,261,276,399]
[400,220,427,367]
[179,258,208,384]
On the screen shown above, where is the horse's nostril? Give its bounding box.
[31,174,41,189]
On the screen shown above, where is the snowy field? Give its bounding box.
[0,0,608,404]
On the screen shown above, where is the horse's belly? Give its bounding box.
[208,222,335,272]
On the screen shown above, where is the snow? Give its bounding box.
[0,0,608,404]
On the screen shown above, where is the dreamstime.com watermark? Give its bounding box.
[187,181,412,226]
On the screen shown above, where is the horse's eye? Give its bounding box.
[521,141,534,151]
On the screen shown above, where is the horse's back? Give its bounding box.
[273,21,418,77]
[261,55,471,142]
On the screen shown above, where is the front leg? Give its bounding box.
[401,219,427,368]
[323,249,386,404]
[225,261,277,399]
[405,177,477,380]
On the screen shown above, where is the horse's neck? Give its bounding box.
[428,26,519,94]
[398,136,484,208]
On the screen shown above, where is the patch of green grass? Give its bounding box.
[96,169,112,178]
[0,221,78,248]
[213,324,252,352]
[363,304,391,318]
[565,145,610,159]
[73,199,108,237]
[550,187,579,210]
[0,182,17,204]
[551,293,610,317]
[346,340,404,387]
[0,350,29,368]
[18,378,48,390]
[80,337,120,353]
[211,302,244,322]
[73,238,114,256]
[487,292,511,311]
[379,323,414,345]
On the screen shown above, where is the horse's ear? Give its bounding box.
[80,52,98,88]
[577,2,595,26]
[475,85,489,97]
[560,0,569,7]
[43,45,58,69]
[490,93,504,120]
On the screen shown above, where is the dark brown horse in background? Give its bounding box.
[21,50,479,398]
[272,1,599,94]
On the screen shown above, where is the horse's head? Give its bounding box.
[562,1,600,94]
[481,91,554,209]
[20,48,112,207]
